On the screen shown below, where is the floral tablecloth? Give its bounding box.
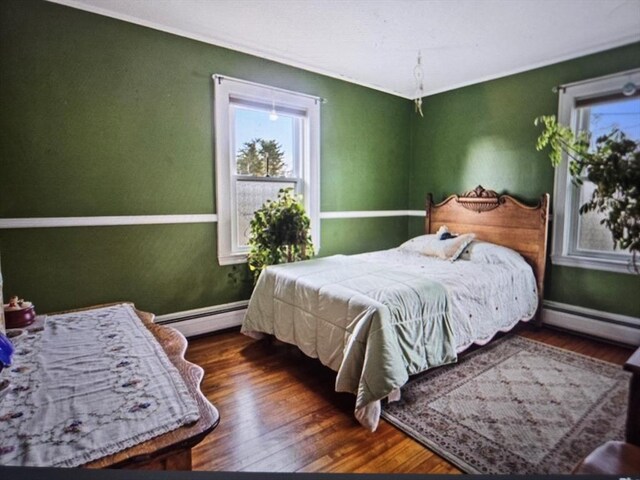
[0,304,199,467]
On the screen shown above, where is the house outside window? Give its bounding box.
[552,69,640,274]
[213,76,320,265]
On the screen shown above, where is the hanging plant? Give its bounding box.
[247,188,314,283]
[535,115,639,272]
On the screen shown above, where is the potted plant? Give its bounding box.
[247,188,315,283]
[535,115,639,272]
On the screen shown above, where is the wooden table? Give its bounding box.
[33,303,219,470]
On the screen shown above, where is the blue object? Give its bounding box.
[440,232,458,240]
[0,332,15,370]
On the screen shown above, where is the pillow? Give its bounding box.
[398,234,439,254]
[422,233,476,262]
[459,241,524,265]
[398,226,449,253]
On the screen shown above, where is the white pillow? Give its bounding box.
[422,233,476,262]
[398,226,449,253]
[399,226,475,262]
[459,241,525,265]
[398,234,440,253]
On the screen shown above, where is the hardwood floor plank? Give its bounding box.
[186,324,633,473]
[241,407,351,472]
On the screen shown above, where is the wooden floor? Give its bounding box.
[185,324,633,473]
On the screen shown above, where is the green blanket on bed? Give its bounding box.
[242,255,457,429]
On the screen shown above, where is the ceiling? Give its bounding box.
[51,0,640,99]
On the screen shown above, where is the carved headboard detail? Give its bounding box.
[454,185,505,212]
[426,186,550,322]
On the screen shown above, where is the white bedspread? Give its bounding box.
[242,255,457,430]
[354,248,538,352]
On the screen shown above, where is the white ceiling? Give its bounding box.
[52,0,640,99]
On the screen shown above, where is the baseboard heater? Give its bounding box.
[155,299,639,345]
[155,300,249,338]
[542,300,640,346]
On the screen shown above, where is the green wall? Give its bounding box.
[0,0,411,314]
[409,43,640,317]
[1,1,638,319]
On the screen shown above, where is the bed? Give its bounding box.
[242,186,549,431]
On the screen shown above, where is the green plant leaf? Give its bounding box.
[247,188,315,284]
[534,115,639,272]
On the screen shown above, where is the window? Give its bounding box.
[214,76,320,265]
[552,69,640,274]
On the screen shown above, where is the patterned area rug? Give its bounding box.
[381,335,630,474]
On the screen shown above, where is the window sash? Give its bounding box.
[231,176,301,251]
[567,178,628,259]
[229,105,302,179]
[230,96,307,118]
[566,98,633,259]
[229,102,304,252]
[213,74,321,266]
[551,68,639,274]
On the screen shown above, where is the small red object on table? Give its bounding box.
[4,296,36,329]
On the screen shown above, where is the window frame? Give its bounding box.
[551,68,640,274]
[213,75,321,266]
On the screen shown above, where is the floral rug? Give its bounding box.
[381,335,630,474]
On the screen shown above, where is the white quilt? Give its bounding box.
[354,246,538,352]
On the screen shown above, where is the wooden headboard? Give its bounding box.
[426,185,550,319]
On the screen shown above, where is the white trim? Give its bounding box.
[47,1,640,100]
[217,252,248,266]
[156,300,249,338]
[154,298,640,345]
[156,300,248,322]
[407,210,427,217]
[0,214,217,229]
[542,300,640,346]
[550,253,637,275]
[554,67,640,92]
[213,74,324,104]
[214,75,321,267]
[320,210,425,219]
[0,211,427,230]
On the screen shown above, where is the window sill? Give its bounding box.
[218,252,248,266]
[551,253,636,275]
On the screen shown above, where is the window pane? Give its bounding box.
[233,106,297,177]
[576,181,618,252]
[583,98,640,144]
[574,97,639,254]
[236,180,297,247]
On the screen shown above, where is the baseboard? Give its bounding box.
[156,299,640,345]
[155,300,248,338]
[542,300,640,346]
